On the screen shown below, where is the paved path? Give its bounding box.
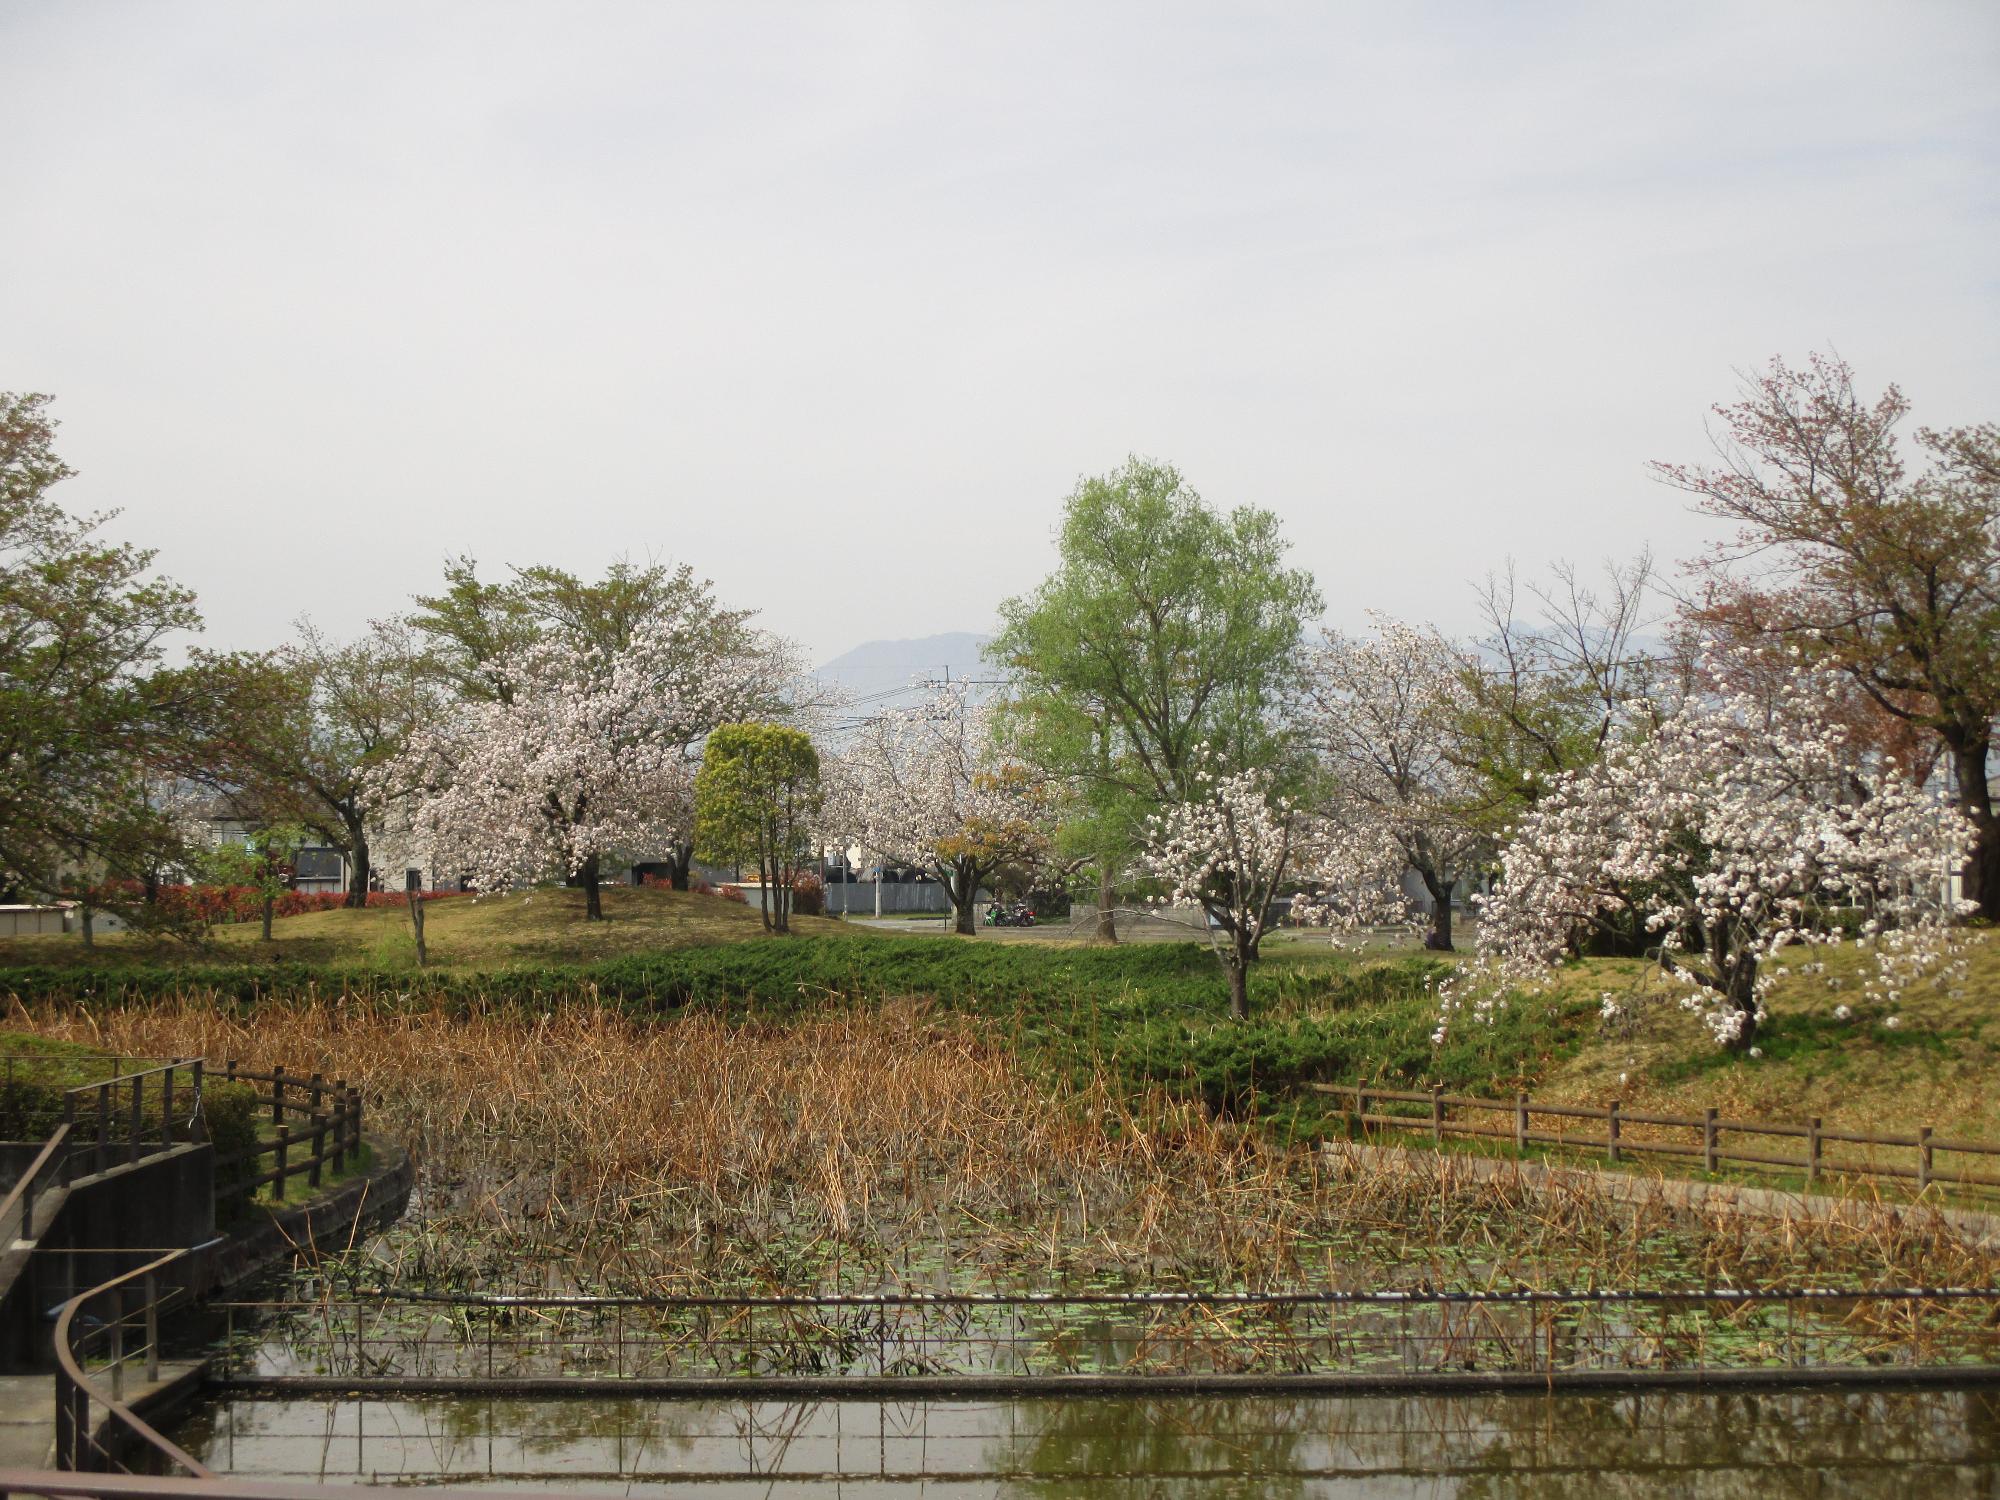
[0,1364,205,1470]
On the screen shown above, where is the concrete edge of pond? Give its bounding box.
[201,1143,415,1297]
[1318,1140,2000,1250]
[204,1365,2000,1401]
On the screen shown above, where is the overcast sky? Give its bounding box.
[3,2,1994,667]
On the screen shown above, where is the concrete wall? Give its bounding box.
[823,881,960,915]
[0,1144,216,1368]
[0,906,67,938]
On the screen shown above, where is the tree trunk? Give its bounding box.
[1705,920,1760,1050]
[1953,739,2000,921]
[1724,953,1760,1050]
[261,895,274,942]
[1226,958,1249,1021]
[667,840,693,892]
[953,864,978,936]
[581,853,603,921]
[80,905,93,947]
[756,834,776,933]
[1095,864,1118,944]
[343,818,370,909]
[1418,868,1456,951]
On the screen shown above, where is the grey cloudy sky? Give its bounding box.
[3,2,1995,666]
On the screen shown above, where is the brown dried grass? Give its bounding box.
[11,992,1995,1296]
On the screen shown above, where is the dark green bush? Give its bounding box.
[203,1081,261,1217]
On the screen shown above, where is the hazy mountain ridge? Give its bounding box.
[815,632,997,713]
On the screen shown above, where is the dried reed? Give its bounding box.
[14,992,1996,1297]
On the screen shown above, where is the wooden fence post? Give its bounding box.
[273,1125,290,1201]
[1357,1087,1369,1140]
[1703,1108,1719,1173]
[1807,1117,1822,1185]
[331,1083,347,1173]
[308,1113,326,1188]
[1918,1126,1933,1190]
[95,1083,110,1176]
[161,1065,174,1147]
[271,1064,286,1127]
[1607,1100,1622,1164]
[1514,1095,1528,1152]
[1430,1087,1443,1143]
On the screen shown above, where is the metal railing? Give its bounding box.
[0,1473,567,1499]
[213,1284,2000,1388]
[1308,1082,2000,1193]
[64,1061,208,1181]
[53,1248,212,1477]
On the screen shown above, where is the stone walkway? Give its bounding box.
[0,1363,205,1470]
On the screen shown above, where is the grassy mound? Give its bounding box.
[0,883,855,970]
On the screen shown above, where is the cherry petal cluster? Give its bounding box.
[1140,754,1298,961]
[1456,651,1974,1047]
[1290,617,1490,942]
[382,619,780,893]
[835,685,1053,900]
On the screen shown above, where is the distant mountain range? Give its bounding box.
[815,632,997,716]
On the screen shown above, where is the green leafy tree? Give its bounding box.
[990,456,1321,943]
[694,723,822,934]
[0,393,205,908]
[202,821,311,941]
[202,620,433,906]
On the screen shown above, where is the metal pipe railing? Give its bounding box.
[53,1248,212,1477]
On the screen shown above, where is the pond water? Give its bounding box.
[174,1388,2000,1496]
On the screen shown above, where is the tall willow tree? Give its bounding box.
[990,457,1321,942]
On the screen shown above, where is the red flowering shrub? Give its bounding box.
[716,883,749,905]
[791,872,825,917]
[79,881,465,927]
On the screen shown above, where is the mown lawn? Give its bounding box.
[0,883,856,970]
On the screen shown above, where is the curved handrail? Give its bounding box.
[0,1122,69,1242]
[53,1247,213,1478]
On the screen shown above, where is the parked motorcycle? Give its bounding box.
[983,901,1038,927]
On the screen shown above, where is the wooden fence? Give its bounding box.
[1305,1083,2000,1193]
[212,1063,364,1203]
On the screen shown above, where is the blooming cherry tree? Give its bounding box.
[1141,758,1300,1019]
[1295,618,1492,950]
[840,686,1054,935]
[1466,653,1972,1049]
[386,619,771,919]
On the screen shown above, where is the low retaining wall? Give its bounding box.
[201,1143,413,1294]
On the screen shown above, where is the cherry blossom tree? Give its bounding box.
[1656,355,2000,918]
[841,686,1054,935]
[1295,618,1493,950]
[385,618,770,919]
[1141,760,1302,1019]
[1464,653,1973,1050]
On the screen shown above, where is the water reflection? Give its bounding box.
[176,1388,2000,1496]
